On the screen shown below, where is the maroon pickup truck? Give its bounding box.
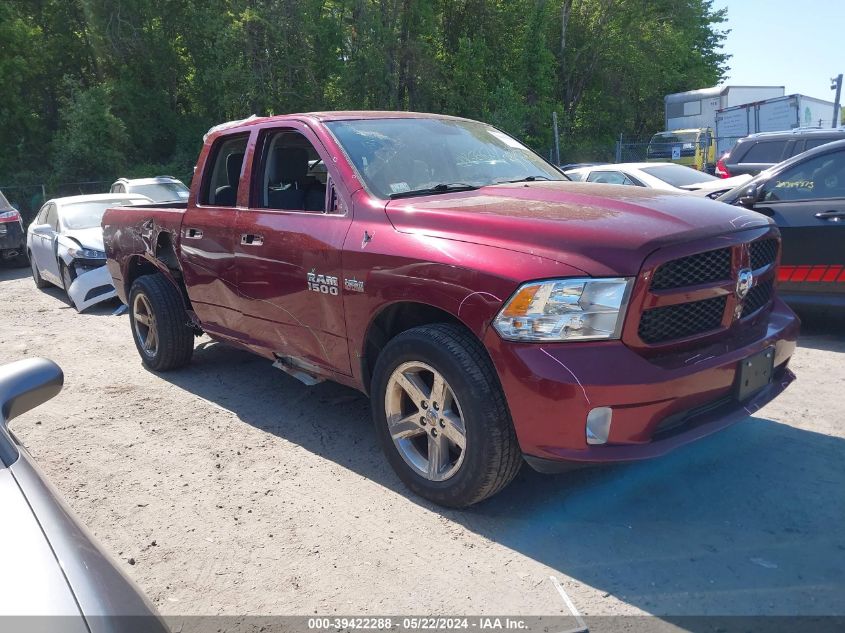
[103,112,799,507]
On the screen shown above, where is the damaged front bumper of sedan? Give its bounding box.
[66,264,117,312]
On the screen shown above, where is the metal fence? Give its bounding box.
[613,136,744,166]
[0,181,111,224]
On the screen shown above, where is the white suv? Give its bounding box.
[109,176,189,202]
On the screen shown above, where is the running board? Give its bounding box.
[272,355,324,386]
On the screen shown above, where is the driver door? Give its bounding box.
[31,203,61,284]
[233,123,354,375]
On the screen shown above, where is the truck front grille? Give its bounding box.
[638,295,727,344]
[632,233,780,347]
[749,238,778,270]
[650,247,731,290]
[741,280,773,318]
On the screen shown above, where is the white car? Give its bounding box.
[564,162,752,199]
[26,194,152,311]
[109,176,189,202]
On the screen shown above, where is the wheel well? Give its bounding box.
[124,233,192,309]
[361,302,465,393]
[124,256,160,297]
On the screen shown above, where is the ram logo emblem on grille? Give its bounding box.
[736,268,753,300]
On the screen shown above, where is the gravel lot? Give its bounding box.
[1,263,843,621]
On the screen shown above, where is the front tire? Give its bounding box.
[129,274,194,371]
[371,324,522,507]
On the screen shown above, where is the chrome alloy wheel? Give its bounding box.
[132,293,158,358]
[384,361,467,482]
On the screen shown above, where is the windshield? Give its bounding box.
[640,164,717,187]
[61,200,145,229]
[326,118,565,199]
[130,182,189,202]
[649,131,698,145]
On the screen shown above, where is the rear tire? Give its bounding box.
[30,252,49,288]
[129,274,194,371]
[371,323,522,507]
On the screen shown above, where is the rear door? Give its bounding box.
[233,122,354,375]
[754,147,845,301]
[179,133,249,335]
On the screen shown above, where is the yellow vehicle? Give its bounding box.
[646,128,716,173]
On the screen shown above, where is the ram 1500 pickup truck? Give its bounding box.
[102,112,799,507]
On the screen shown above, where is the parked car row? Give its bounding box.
[564,161,751,199]
[0,176,189,312]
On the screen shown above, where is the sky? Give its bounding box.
[712,0,844,101]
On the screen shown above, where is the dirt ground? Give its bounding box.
[1,263,843,621]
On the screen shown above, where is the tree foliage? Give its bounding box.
[0,0,729,189]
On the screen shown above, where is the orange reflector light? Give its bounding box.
[502,285,540,317]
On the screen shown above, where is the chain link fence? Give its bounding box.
[613,136,744,167]
[0,181,111,224]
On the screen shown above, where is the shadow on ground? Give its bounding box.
[158,322,844,617]
[0,263,31,282]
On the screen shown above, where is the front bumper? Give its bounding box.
[484,297,799,466]
[67,264,117,312]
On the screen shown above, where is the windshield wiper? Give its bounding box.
[388,182,479,199]
[495,175,553,184]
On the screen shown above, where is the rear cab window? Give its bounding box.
[201,134,249,207]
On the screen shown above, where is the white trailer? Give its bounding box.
[664,85,785,132]
[715,94,839,154]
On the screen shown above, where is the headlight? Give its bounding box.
[67,246,106,259]
[493,278,633,342]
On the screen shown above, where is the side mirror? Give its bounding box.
[738,183,762,209]
[30,223,53,236]
[0,358,63,426]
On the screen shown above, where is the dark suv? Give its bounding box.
[0,188,27,266]
[718,128,845,178]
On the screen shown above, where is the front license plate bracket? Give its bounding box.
[736,346,775,401]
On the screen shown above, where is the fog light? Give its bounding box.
[586,407,613,445]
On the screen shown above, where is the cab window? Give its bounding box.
[201,134,249,207]
[762,150,845,202]
[252,130,328,212]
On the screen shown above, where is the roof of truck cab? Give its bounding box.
[224,111,476,128]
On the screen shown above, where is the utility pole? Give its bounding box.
[832,74,843,128]
[552,111,561,166]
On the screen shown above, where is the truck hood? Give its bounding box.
[62,227,104,252]
[384,181,771,276]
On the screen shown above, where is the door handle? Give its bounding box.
[241,234,264,246]
[814,210,845,221]
[184,227,203,239]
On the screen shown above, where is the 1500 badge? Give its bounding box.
[307,270,339,295]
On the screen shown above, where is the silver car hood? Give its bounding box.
[0,467,87,627]
[9,450,168,633]
[62,227,105,252]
